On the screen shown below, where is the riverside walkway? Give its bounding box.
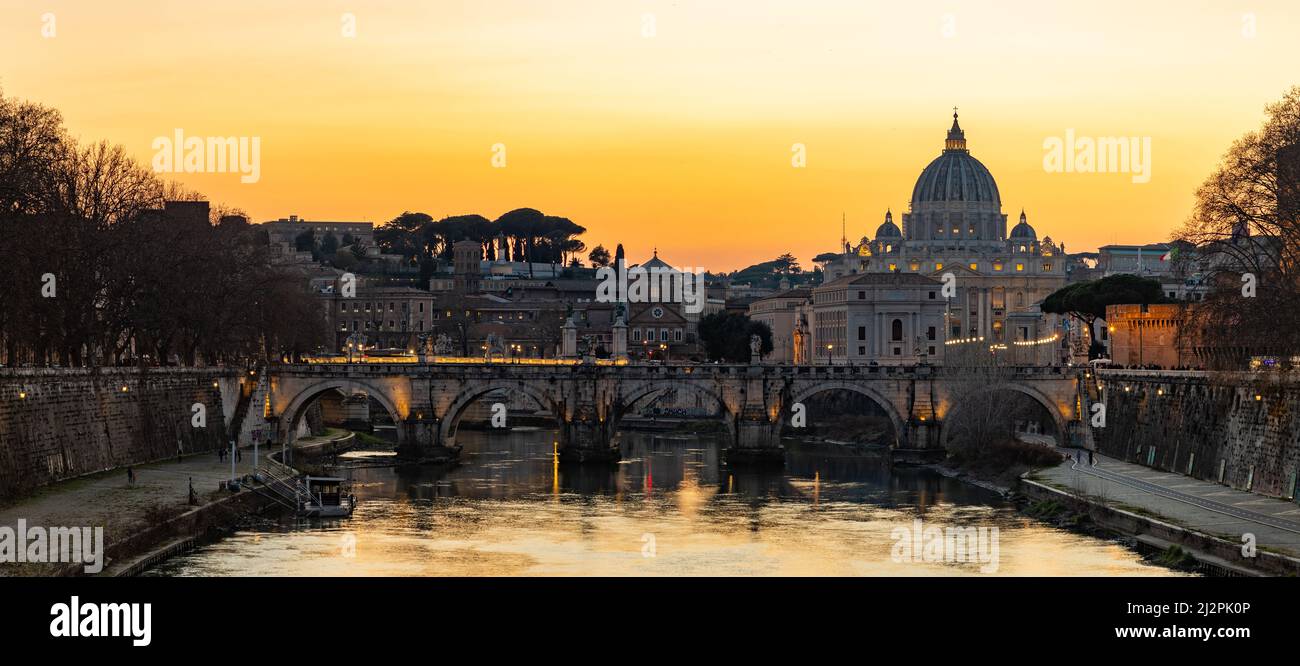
[1033,451,1300,560]
[0,448,266,576]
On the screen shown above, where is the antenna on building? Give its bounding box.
[841,212,847,252]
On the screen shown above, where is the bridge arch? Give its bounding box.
[277,378,408,445]
[614,380,736,429]
[438,381,561,445]
[939,381,1069,448]
[789,380,907,448]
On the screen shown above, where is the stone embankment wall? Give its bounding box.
[0,368,235,499]
[1095,370,1300,499]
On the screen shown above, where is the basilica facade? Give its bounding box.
[809,112,1068,364]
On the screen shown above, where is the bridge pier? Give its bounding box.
[398,416,462,463]
[891,417,946,463]
[725,409,785,466]
[557,408,619,463]
[906,418,942,450]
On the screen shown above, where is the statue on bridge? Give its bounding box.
[433,333,454,356]
[750,334,762,363]
[484,332,507,361]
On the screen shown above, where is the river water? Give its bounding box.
[145,430,1180,576]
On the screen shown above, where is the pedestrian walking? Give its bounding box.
[126,466,135,487]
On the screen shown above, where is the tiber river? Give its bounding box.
[146,430,1182,576]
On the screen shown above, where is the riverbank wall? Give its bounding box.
[1094,370,1300,500]
[0,368,241,500]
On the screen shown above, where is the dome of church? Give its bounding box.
[910,112,1001,205]
[874,210,901,239]
[1010,210,1036,240]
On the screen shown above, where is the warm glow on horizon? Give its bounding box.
[4,1,1298,270]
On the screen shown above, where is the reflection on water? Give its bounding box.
[145,430,1181,577]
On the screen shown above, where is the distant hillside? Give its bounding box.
[725,256,820,289]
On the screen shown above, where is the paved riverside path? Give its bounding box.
[1033,451,1300,559]
[0,448,266,576]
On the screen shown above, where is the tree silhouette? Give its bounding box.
[588,244,611,267]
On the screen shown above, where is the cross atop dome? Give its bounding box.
[945,107,967,152]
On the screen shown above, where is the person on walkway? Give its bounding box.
[188,477,199,506]
[1089,450,1095,466]
[126,466,135,487]
[236,447,242,462]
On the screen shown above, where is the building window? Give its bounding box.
[632,328,641,341]
[927,326,936,341]
[858,326,866,341]
[891,319,903,341]
[893,347,901,356]
[1015,263,1025,272]
[969,262,978,271]
[935,262,943,271]
[888,263,897,271]
[993,262,1003,271]
[858,346,866,355]
[673,329,683,342]
[928,346,936,356]
[1043,262,1053,271]
[660,328,669,341]
[858,291,865,300]
[929,291,936,299]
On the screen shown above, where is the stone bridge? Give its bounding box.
[268,362,1084,463]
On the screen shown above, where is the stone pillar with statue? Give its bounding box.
[612,315,628,362]
[561,315,578,359]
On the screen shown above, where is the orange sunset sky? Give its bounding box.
[2,1,1298,270]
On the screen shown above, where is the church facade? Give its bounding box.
[809,112,1069,364]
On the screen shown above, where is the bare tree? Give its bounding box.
[943,342,1048,456]
[1178,86,1300,368]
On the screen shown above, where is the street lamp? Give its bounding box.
[343,330,367,363]
[825,344,834,366]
